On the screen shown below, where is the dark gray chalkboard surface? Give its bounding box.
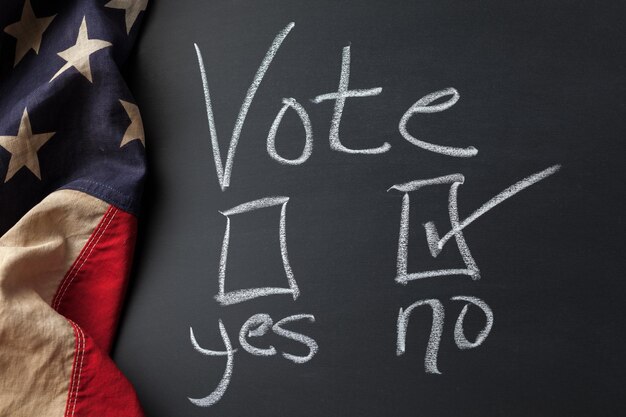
[113,1,626,416]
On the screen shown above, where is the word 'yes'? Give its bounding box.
[188,314,317,407]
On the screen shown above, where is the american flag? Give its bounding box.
[0,0,147,415]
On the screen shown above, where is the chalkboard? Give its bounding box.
[113,1,626,416]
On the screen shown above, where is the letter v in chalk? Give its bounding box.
[194,23,295,191]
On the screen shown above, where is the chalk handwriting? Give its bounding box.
[312,45,391,154]
[451,296,494,350]
[273,314,318,364]
[191,192,315,407]
[267,98,313,165]
[425,164,561,255]
[189,20,563,408]
[215,196,299,306]
[190,314,317,407]
[388,165,561,284]
[398,88,477,157]
[239,314,276,357]
[195,24,484,191]
[396,299,444,374]
[188,321,236,407]
[396,296,493,374]
[194,22,295,191]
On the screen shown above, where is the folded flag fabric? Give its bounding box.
[0,0,147,415]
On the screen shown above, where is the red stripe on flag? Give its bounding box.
[65,320,145,417]
[52,205,138,352]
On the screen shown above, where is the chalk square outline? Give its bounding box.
[215,196,300,306]
[389,176,480,284]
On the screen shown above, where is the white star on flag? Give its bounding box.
[0,108,55,182]
[3,0,56,66]
[50,16,112,83]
